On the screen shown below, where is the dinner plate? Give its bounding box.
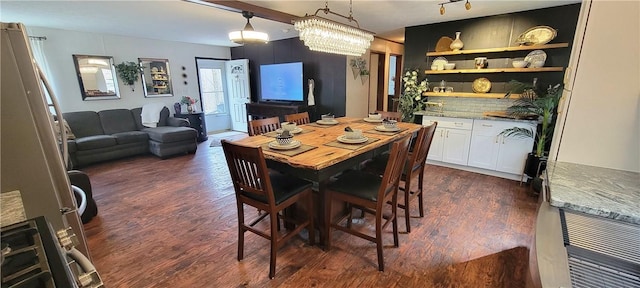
[524,50,547,64]
[515,26,557,45]
[268,140,301,150]
[363,118,383,123]
[472,78,491,93]
[316,119,339,125]
[275,127,303,134]
[337,135,369,144]
[432,57,448,70]
[375,125,400,132]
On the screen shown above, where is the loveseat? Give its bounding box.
[63,107,197,167]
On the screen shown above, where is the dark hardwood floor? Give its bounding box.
[82,140,538,287]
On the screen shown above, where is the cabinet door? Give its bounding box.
[427,128,445,162]
[468,121,500,170]
[496,128,535,174]
[442,129,471,165]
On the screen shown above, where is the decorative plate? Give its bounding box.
[472,78,491,93]
[435,37,454,52]
[515,26,557,45]
[524,50,547,64]
[363,118,383,123]
[316,119,339,125]
[151,67,159,73]
[432,57,448,70]
[268,140,301,150]
[337,135,369,144]
[275,127,303,134]
[375,125,400,132]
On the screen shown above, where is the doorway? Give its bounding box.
[196,58,230,133]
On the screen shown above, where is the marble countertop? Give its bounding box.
[414,110,538,123]
[546,161,640,225]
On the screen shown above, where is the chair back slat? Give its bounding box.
[249,117,281,136]
[222,140,274,203]
[284,112,310,125]
[376,111,403,122]
[408,123,438,172]
[378,136,411,206]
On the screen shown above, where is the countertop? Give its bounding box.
[546,161,640,225]
[414,110,538,123]
[1,190,26,227]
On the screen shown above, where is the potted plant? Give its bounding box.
[115,61,143,91]
[349,57,367,79]
[396,69,429,123]
[499,80,563,179]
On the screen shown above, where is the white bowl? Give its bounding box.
[281,122,297,131]
[383,120,398,129]
[344,129,363,139]
[444,63,456,70]
[368,113,382,120]
[512,60,528,68]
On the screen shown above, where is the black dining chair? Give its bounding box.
[324,135,411,271]
[221,140,315,279]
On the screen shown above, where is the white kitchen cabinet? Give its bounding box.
[468,119,536,175]
[423,116,472,165]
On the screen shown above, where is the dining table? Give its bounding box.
[232,116,422,246]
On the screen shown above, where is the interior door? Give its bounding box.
[196,58,230,133]
[226,59,250,132]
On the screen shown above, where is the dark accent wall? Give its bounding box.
[231,38,347,117]
[404,4,581,93]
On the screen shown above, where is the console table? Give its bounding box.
[174,112,208,142]
[245,102,308,123]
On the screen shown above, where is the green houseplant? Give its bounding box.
[397,69,429,123]
[115,61,143,91]
[499,80,563,177]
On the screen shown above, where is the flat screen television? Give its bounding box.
[259,62,304,102]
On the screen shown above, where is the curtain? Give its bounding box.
[27,28,57,113]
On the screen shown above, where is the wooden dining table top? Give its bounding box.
[232,117,422,171]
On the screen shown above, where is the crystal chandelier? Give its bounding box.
[293,1,374,57]
[229,11,269,44]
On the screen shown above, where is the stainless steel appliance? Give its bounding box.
[1,22,103,287]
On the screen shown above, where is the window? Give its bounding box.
[199,68,226,114]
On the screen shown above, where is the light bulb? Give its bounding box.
[440,4,445,15]
[465,0,471,10]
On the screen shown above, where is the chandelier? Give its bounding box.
[293,1,374,57]
[229,11,269,44]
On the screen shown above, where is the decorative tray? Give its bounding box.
[432,57,448,70]
[524,50,547,64]
[435,37,453,52]
[515,26,557,45]
[472,78,491,93]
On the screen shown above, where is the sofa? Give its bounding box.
[63,107,197,167]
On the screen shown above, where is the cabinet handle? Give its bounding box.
[495,136,499,143]
[440,130,444,137]
[454,122,464,126]
[482,124,493,127]
[446,130,449,138]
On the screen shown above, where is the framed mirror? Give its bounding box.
[72,55,120,100]
[139,58,173,97]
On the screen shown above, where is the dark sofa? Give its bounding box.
[63,107,197,167]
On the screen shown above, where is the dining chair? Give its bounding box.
[221,140,315,279]
[364,123,438,233]
[376,111,403,122]
[324,135,411,271]
[284,112,310,125]
[248,116,281,136]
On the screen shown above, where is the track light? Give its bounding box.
[439,0,471,15]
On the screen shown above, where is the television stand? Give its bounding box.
[246,102,309,125]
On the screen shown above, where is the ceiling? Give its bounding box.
[1,0,578,46]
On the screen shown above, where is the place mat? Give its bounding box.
[262,128,316,138]
[306,122,340,128]
[323,137,380,150]
[364,127,408,136]
[260,142,317,157]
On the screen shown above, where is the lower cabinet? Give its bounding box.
[423,117,472,165]
[468,120,536,174]
[175,113,208,142]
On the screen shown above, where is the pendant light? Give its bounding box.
[229,11,269,44]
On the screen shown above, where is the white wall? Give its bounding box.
[29,26,230,114]
[553,1,640,172]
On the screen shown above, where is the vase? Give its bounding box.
[187,105,193,114]
[351,67,360,79]
[173,103,181,115]
[450,31,464,51]
[360,75,369,85]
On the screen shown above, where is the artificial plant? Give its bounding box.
[115,61,143,91]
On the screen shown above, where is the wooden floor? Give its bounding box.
[82,140,538,288]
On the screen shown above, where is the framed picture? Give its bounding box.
[139,58,173,97]
[72,55,120,100]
